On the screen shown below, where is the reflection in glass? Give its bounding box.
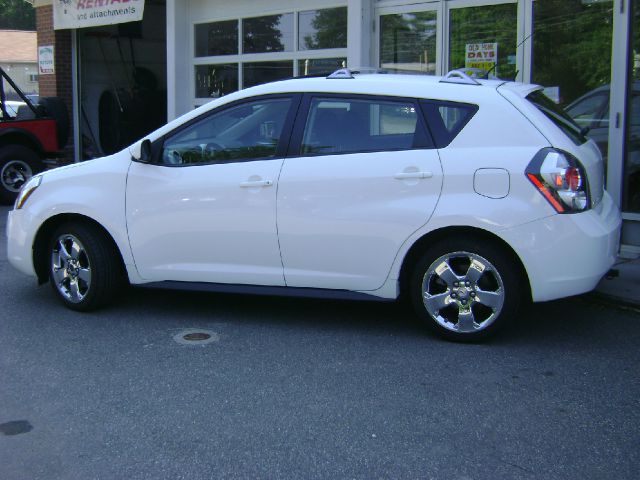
[298,58,346,76]
[380,11,437,74]
[243,14,294,54]
[533,1,613,106]
[195,21,238,57]
[533,1,614,201]
[162,98,292,165]
[299,7,347,51]
[195,64,238,98]
[243,61,293,89]
[449,4,517,80]
[625,2,640,212]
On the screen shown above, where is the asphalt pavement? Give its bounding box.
[1,205,639,479]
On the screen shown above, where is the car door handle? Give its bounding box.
[394,171,433,180]
[240,179,273,188]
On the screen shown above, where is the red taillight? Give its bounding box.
[565,167,582,192]
[526,173,565,213]
[526,148,590,214]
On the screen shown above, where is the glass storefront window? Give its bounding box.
[195,64,238,98]
[449,3,517,80]
[624,2,640,212]
[195,20,238,57]
[298,7,348,51]
[533,1,613,106]
[243,61,293,89]
[298,58,346,76]
[243,14,294,54]
[532,1,613,167]
[380,11,437,74]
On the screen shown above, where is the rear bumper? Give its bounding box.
[500,192,621,302]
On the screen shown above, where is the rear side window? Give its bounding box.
[300,96,432,155]
[526,90,588,145]
[419,100,478,148]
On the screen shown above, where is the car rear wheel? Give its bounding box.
[410,238,523,342]
[0,145,42,204]
[49,222,123,311]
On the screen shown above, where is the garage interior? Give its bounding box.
[77,0,166,159]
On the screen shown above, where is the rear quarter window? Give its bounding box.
[419,100,478,148]
[526,90,588,145]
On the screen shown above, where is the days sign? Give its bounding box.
[465,42,498,73]
[53,0,145,30]
[38,45,55,75]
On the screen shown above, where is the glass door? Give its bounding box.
[377,3,441,75]
[446,0,519,80]
[624,1,640,214]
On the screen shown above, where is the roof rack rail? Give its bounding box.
[440,69,481,86]
[327,68,354,79]
[326,67,389,79]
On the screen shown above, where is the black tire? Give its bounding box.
[0,145,43,205]
[38,97,70,149]
[98,91,122,155]
[48,222,123,311]
[410,237,523,342]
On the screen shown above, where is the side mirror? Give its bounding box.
[139,139,152,163]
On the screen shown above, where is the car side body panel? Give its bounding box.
[6,152,137,279]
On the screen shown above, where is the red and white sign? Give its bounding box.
[53,0,145,30]
[465,43,498,72]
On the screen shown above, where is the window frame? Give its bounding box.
[145,93,302,167]
[192,6,349,105]
[287,93,435,158]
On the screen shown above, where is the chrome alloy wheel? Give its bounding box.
[421,251,505,333]
[51,234,92,304]
[1,159,33,193]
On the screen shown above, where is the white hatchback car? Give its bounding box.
[7,69,621,341]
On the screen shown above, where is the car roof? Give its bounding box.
[239,73,509,102]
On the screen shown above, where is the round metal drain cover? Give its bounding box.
[184,332,210,341]
[173,329,219,346]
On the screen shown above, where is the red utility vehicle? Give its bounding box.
[0,66,68,204]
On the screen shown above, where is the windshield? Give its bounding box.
[527,90,588,145]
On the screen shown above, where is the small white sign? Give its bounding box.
[465,42,498,72]
[38,45,55,75]
[53,0,145,30]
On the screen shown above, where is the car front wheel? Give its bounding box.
[49,222,122,311]
[410,238,523,341]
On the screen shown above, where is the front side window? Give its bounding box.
[301,97,428,155]
[161,97,292,166]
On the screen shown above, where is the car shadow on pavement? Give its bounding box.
[107,285,637,346]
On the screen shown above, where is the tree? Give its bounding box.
[0,0,36,31]
[243,14,287,53]
[302,7,347,50]
[532,0,613,105]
